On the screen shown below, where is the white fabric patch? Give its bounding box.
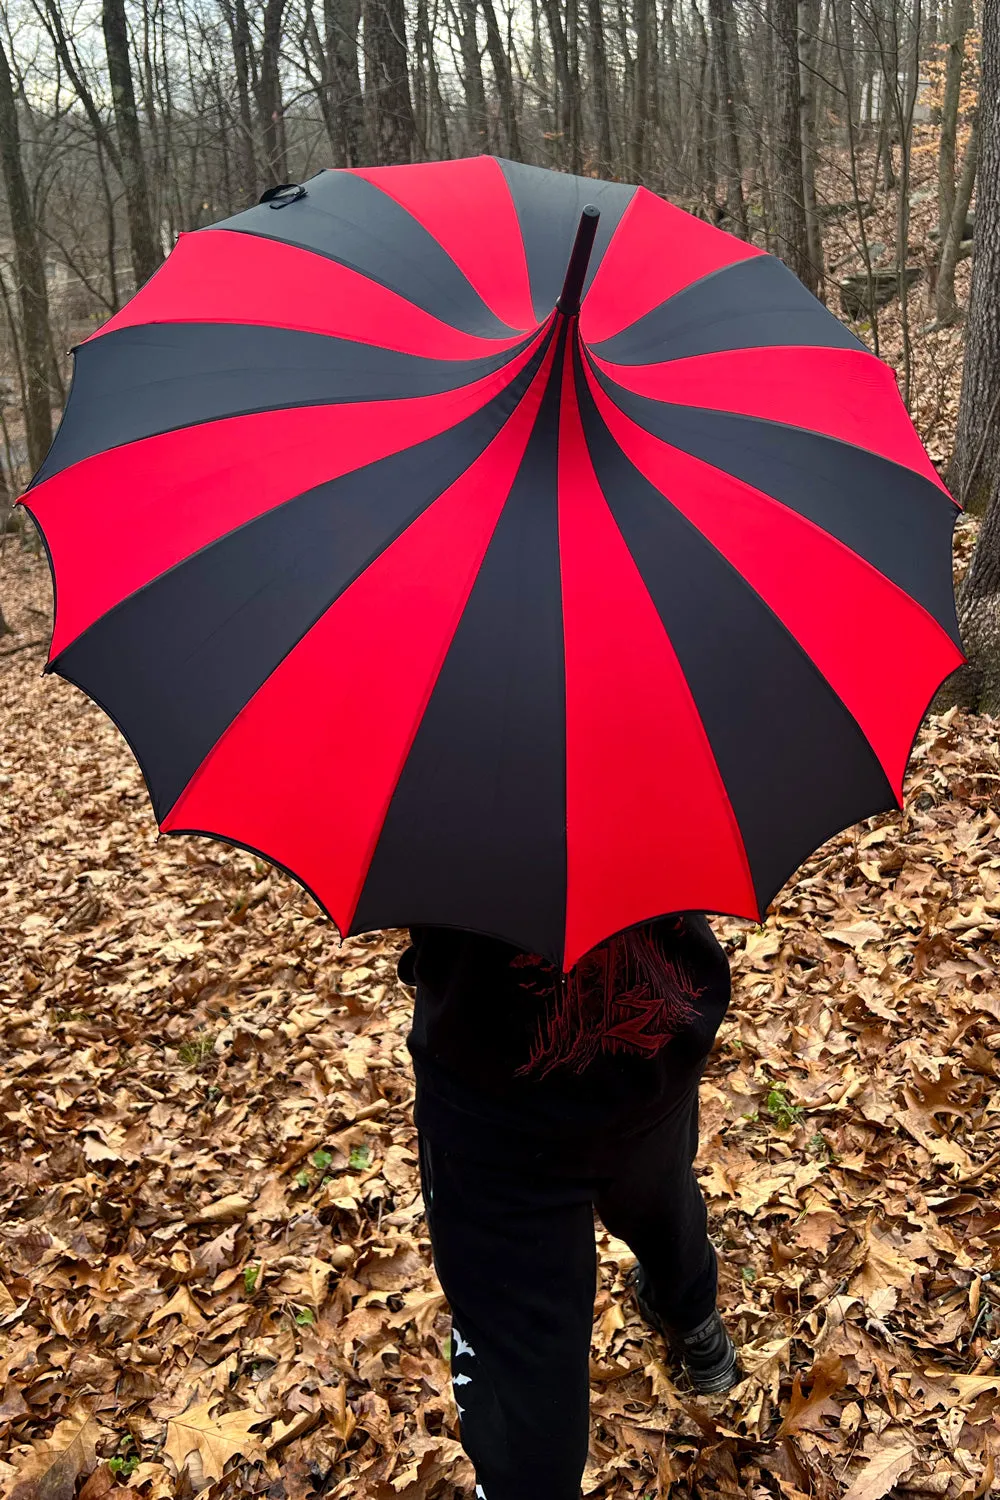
[453,1328,476,1359]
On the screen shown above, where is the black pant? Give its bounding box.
[417,1085,716,1500]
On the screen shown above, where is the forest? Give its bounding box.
[1,0,1000,1495]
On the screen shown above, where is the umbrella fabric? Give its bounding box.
[24,157,963,970]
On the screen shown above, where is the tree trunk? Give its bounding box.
[631,0,651,180]
[877,99,897,190]
[772,0,816,289]
[939,0,973,238]
[222,0,258,199]
[936,114,979,325]
[662,0,684,179]
[411,0,431,152]
[304,0,339,159]
[838,0,858,136]
[255,0,289,187]
[327,0,366,166]
[363,0,416,164]
[481,0,521,159]
[949,0,1000,514]
[889,0,919,409]
[934,0,974,322]
[541,0,576,170]
[530,0,551,149]
[424,0,451,157]
[948,468,1000,711]
[585,0,615,174]
[0,34,52,475]
[565,0,583,174]
[690,0,713,200]
[708,0,748,236]
[102,0,162,289]
[798,0,824,295]
[459,0,490,152]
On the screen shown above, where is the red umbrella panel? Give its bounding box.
[24,156,963,970]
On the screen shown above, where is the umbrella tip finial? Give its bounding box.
[557,205,600,319]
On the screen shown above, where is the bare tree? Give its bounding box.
[256,0,290,185]
[103,0,162,285]
[363,0,416,163]
[709,0,749,234]
[0,30,52,474]
[934,0,978,323]
[37,0,161,289]
[798,0,824,292]
[221,0,258,195]
[458,0,490,151]
[949,0,1000,517]
[772,0,816,288]
[540,0,581,171]
[936,114,979,325]
[412,0,450,156]
[631,0,652,180]
[584,0,614,174]
[946,0,1000,709]
[939,0,973,226]
[481,0,520,158]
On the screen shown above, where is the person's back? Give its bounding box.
[399,914,741,1500]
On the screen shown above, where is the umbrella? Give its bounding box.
[23,157,963,970]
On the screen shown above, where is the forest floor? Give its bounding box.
[2,518,1000,1500]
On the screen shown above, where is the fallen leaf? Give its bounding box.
[946,1371,1000,1403]
[778,1356,846,1436]
[192,1194,253,1224]
[163,1398,265,1483]
[792,1211,842,1252]
[826,920,884,949]
[147,1285,207,1331]
[841,1440,916,1500]
[9,1405,99,1500]
[78,1463,116,1500]
[850,1228,922,1303]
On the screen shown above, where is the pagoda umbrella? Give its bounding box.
[23,158,963,971]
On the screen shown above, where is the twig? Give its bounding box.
[0,637,45,659]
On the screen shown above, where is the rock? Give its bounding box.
[928,212,975,244]
[839,267,923,319]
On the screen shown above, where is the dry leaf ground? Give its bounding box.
[2,529,999,1500]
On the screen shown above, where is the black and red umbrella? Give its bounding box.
[24,157,962,970]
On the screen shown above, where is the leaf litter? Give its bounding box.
[1,546,998,1498]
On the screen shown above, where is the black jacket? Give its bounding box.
[399,914,731,1169]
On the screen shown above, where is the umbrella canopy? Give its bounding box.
[24,157,963,969]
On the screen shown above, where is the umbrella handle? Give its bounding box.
[557,205,600,318]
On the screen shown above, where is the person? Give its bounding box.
[396,913,741,1500]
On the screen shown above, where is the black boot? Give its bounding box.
[630,1265,741,1395]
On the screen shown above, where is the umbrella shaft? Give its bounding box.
[557,205,600,318]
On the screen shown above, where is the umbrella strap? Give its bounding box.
[258,183,307,209]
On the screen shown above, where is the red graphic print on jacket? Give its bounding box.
[512,922,703,1079]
